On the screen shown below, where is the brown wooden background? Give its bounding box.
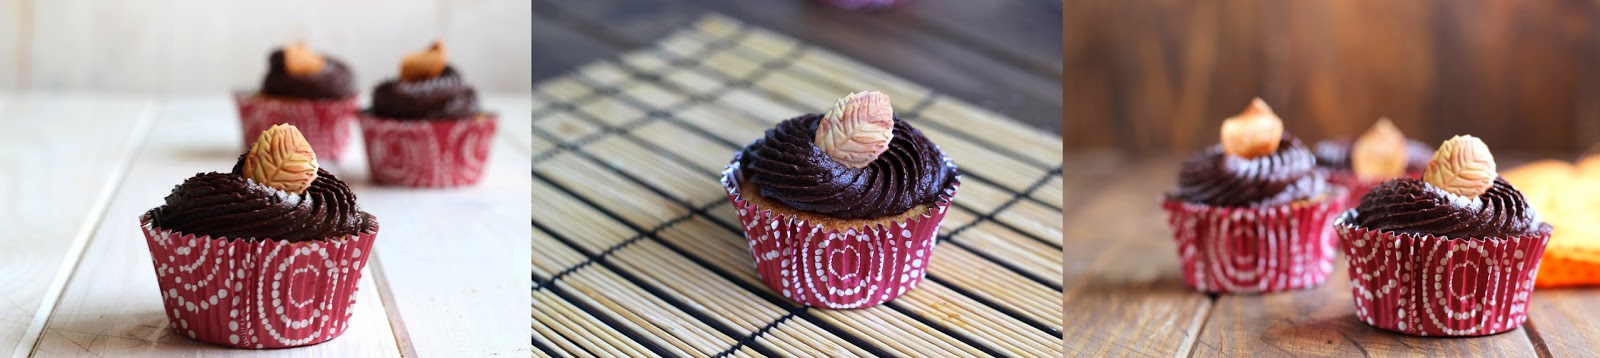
[1066,0,1600,157]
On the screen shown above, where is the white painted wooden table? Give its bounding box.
[0,92,532,357]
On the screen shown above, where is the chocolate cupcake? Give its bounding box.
[721,91,960,309]
[359,41,497,187]
[1313,118,1435,208]
[1161,98,1348,293]
[1337,135,1553,336]
[235,43,360,161]
[140,125,379,348]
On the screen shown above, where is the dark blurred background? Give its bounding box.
[531,0,1064,133]
[1066,0,1600,157]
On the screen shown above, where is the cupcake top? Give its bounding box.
[149,125,374,242]
[259,43,357,99]
[1313,119,1433,175]
[368,41,480,119]
[740,91,955,219]
[1172,98,1326,207]
[1351,135,1545,239]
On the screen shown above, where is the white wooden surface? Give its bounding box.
[0,93,531,357]
[3,0,531,93]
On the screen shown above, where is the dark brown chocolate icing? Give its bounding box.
[259,48,356,99]
[368,66,480,119]
[1314,138,1433,173]
[1351,177,1544,239]
[149,156,373,242]
[739,114,955,219]
[1173,133,1328,207]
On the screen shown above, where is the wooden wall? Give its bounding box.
[0,0,531,93]
[1066,0,1600,156]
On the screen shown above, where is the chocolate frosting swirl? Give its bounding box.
[1314,138,1433,173]
[148,156,374,242]
[368,66,480,119]
[259,48,357,99]
[739,114,955,219]
[1173,134,1327,207]
[1351,177,1544,239]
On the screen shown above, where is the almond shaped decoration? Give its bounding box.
[283,42,326,77]
[400,40,448,82]
[815,91,894,168]
[1423,135,1497,198]
[1351,117,1408,180]
[1219,98,1284,159]
[243,124,319,195]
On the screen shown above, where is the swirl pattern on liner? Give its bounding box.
[740,114,954,219]
[149,157,374,242]
[1352,177,1544,239]
[369,66,480,119]
[1173,134,1327,207]
[259,49,356,99]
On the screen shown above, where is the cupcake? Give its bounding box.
[141,125,379,348]
[359,41,497,187]
[1313,119,1433,207]
[234,43,359,161]
[720,91,959,309]
[1336,135,1553,336]
[1161,98,1348,294]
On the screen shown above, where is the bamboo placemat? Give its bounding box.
[531,14,1064,357]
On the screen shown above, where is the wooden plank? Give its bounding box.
[33,96,400,357]
[1526,291,1600,356]
[1198,260,1537,356]
[328,109,534,356]
[0,94,152,357]
[1062,158,1213,357]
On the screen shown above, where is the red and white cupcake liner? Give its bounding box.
[721,153,959,309]
[139,214,379,349]
[358,114,497,188]
[233,93,358,162]
[1160,188,1348,294]
[1324,169,1422,209]
[1336,214,1552,336]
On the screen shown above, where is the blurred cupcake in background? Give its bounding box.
[1314,119,1432,207]
[359,40,497,188]
[1502,153,1600,288]
[234,43,359,161]
[1161,98,1348,294]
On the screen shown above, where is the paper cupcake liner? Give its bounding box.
[139,214,379,349]
[358,114,497,188]
[720,152,959,309]
[1336,214,1551,336]
[1160,187,1348,294]
[233,93,358,162]
[1324,169,1423,209]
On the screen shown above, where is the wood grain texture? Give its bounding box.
[1198,260,1537,357]
[31,97,401,357]
[1066,0,1600,155]
[14,0,531,92]
[0,94,153,357]
[532,0,1063,134]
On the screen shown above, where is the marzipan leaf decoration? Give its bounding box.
[283,42,327,77]
[1351,117,1408,180]
[244,124,319,195]
[815,91,894,168]
[1423,135,1497,198]
[1219,97,1284,159]
[401,40,448,81]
